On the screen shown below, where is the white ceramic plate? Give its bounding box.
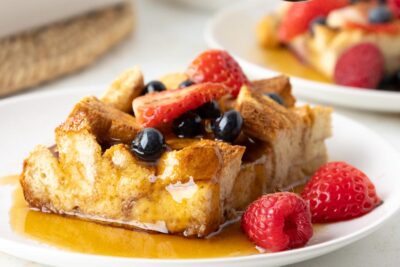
[1,88,400,267]
[205,0,400,112]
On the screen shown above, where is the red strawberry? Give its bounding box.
[186,50,249,97]
[334,43,384,89]
[241,192,313,252]
[133,83,231,127]
[301,162,381,223]
[388,0,400,17]
[278,0,348,43]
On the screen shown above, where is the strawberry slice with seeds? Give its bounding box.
[278,0,348,43]
[133,83,231,127]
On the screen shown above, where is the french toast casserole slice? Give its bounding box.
[20,71,331,237]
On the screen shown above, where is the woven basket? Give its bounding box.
[0,2,134,97]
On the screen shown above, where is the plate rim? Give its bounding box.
[204,0,400,112]
[1,87,400,266]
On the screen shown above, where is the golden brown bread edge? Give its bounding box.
[20,73,331,237]
[21,96,245,237]
[235,86,332,199]
[101,66,144,114]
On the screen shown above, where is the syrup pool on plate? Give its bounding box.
[260,48,332,83]
[3,175,259,259]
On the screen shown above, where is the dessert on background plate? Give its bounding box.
[15,50,381,256]
[257,0,400,91]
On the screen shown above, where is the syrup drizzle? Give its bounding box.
[5,180,259,259]
[258,48,332,83]
[0,175,19,186]
[3,175,317,259]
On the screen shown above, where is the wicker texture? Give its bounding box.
[0,2,133,97]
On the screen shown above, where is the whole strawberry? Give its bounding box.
[186,50,249,97]
[301,162,381,223]
[241,192,313,252]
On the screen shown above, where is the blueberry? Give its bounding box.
[179,79,195,88]
[142,81,166,95]
[265,92,285,106]
[195,101,221,119]
[309,16,327,34]
[369,6,393,24]
[131,128,166,161]
[172,112,202,138]
[213,110,243,143]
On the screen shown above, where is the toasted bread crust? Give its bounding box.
[101,66,144,113]
[237,86,298,142]
[256,14,280,49]
[21,137,244,237]
[59,96,140,145]
[237,86,332,192]
[22,106,245,237]
[251,75,296,108]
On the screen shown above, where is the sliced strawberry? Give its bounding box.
[346,21,400,34]
[133,83,231,127]
[186,50,249,97]
[278,0,348,43]
[334,43,384,89]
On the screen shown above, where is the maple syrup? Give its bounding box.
[8,184,259,259]
[0,174,19,186]
[260,48,332,83]
[4,175,318,259]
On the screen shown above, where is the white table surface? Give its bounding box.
[1,0,399,266]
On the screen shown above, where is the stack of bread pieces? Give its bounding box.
[21,68,332,238]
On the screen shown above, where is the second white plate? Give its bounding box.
[205,0,400,112]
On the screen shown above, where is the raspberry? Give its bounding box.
[301,162,381,223]
[334,43,384,89]
[388,0,400,18]
[241,192,313,252]
[186,50,249,97]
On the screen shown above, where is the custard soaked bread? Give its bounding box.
[21,53,332,237]
[22,97,245,237]
[236,86,331,199]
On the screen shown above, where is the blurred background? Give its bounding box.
[0,0,239,98]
